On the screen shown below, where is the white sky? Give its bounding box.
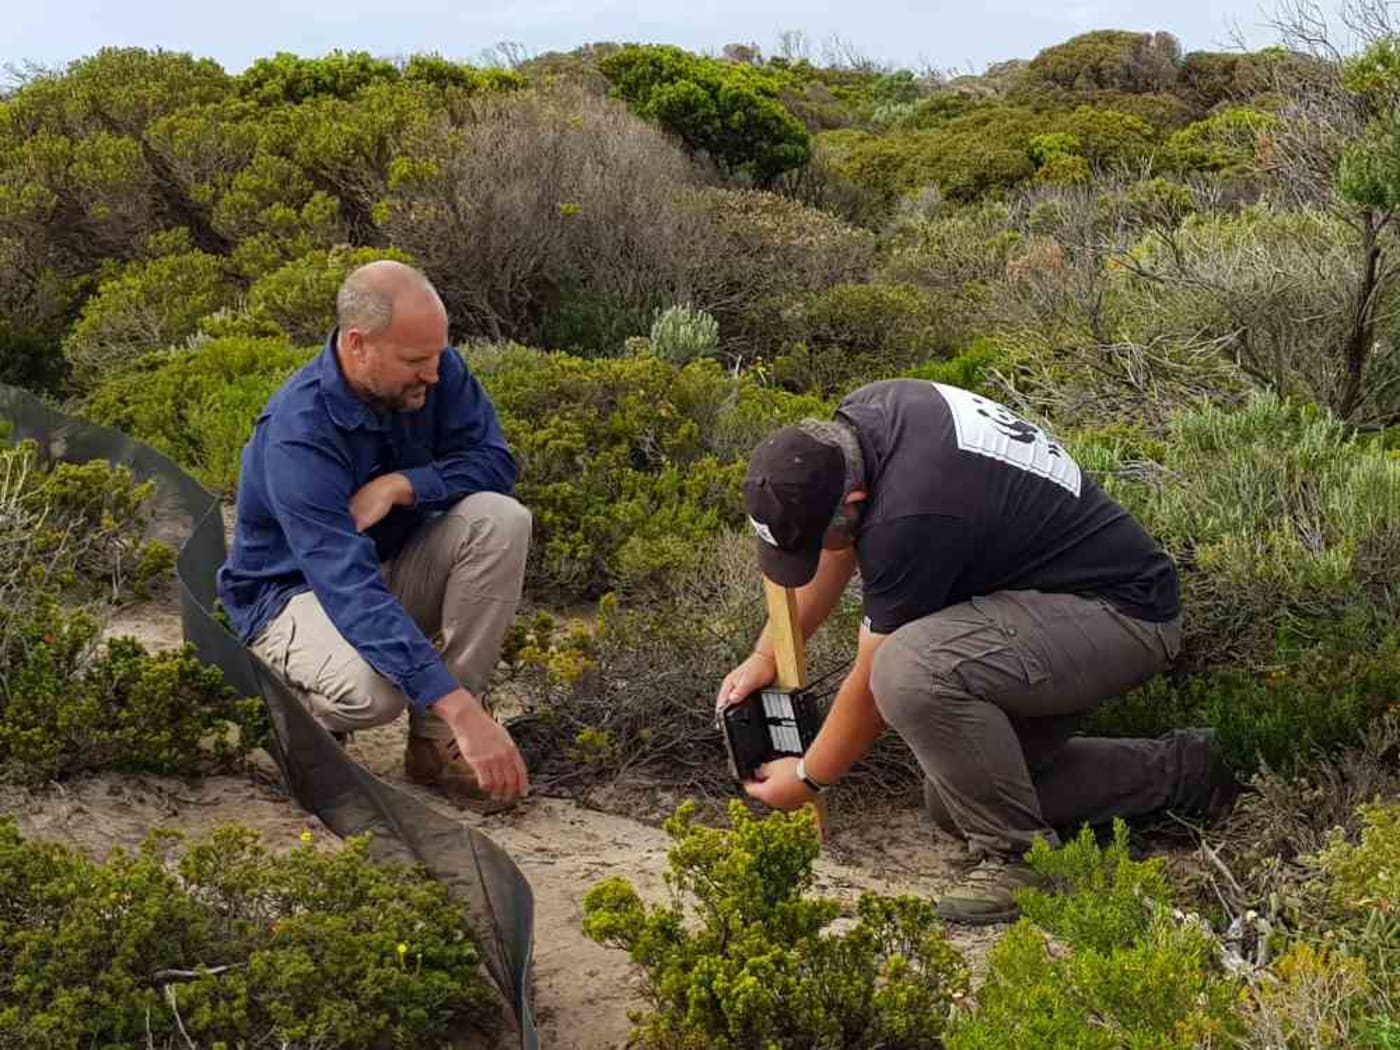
[0,1,1350,76]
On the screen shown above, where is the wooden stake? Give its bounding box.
[763,577,830,842]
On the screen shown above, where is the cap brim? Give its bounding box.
[756,537,822,588]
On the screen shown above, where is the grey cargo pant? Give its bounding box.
[869,590,1207,858]
[251,492,530,743]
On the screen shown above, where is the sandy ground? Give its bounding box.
[0,587,1002,1049]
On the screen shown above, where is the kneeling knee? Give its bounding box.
[449,492,532,543]
[870,639,933,727]
[334,664,408,726]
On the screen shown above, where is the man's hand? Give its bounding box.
[432,688,529,800]
[350,473,413,533]
[715,650,778,713]
[744,756,814,811]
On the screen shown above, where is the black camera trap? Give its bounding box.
[719,687,824,782]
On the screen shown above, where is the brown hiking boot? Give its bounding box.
[936,856,1047,926]
[404,736,518,815]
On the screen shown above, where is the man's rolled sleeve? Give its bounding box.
[265,434,458,709]
[400,463,447,507]
[408,352,516,511]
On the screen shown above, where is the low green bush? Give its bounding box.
[0,440,261,783]
[948,822,1243,1049]
[902,337,1019,398]
[82,335,314,494]
[475,345,824,596]
[246,243,415,343]
[583,801,968,1049]
[0,821,497,1048]
[1083,394,1400,670]
[769,281,953,395]
[62,250,236,388]
[0,598,261,783]
[648,303,719,365]
[0,440,173,605]
[1091,612,1400,774]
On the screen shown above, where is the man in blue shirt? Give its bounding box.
[218,260,531,808]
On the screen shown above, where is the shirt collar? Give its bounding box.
[318,328,389,433]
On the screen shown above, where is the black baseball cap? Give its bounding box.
[742,426,845,587]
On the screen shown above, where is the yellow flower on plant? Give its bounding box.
[299,830,313,844]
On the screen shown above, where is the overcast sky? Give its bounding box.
[1,1,1350,76]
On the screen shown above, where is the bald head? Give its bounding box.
[334,260,450,413]
[336,259,440,337]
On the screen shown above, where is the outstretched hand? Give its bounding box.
[454,714,529,800]
[433,688,529,800]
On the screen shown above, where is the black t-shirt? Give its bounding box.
[837,380,1179,634]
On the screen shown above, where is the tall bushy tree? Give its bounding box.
[599,44,810,185]
[1027,30,1182,94]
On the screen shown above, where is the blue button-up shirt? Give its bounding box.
[217,332,517,708]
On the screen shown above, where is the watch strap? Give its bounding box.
[795,755,828,794]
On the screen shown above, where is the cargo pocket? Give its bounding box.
[967,593,1051,688]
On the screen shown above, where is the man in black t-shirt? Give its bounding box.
[716,379,1237,925]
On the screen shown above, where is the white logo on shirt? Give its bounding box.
[931,383,1082,497]
[748,515,779,547]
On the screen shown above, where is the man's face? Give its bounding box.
[352,290,449,413]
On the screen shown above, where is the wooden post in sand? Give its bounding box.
[762,577,830,842]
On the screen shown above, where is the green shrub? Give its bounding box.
[583,801,968,1049]
[247,244,415,343]
[82,335,314,493]
[0,821,496,1048]
[770,281,951,395]
[685,188,877,359]
[599,45,810,185]
[949,917,1240,1049]
[0,441,261,783]
[1092,613,1400,774]
[948,822,1242,1049]
[0,440,174,604]
[822,118,1038,204]
[0,322,67,395]
[902,338,1018,398]
[1025,30,1182,95]
[1017,821,1173,953]
[474,345,821,596]
[649,303,719,364]
[1167,106,1277,174]
[1321,803,1400,915]
[1073,395,1400,771]
[0,598,261,783]
[236,49,402,104]
[1086,394,1400,669]
[1053,106,1158,167]
[62,250,235,387]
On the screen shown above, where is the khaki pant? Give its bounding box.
[869,590,1207,859]
[251,492,530,742]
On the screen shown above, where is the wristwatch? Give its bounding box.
[795,755,829,794]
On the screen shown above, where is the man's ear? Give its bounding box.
[341,327,366,360]
[845,490,867,505]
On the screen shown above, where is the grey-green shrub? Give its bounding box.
[648,303,718,364]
